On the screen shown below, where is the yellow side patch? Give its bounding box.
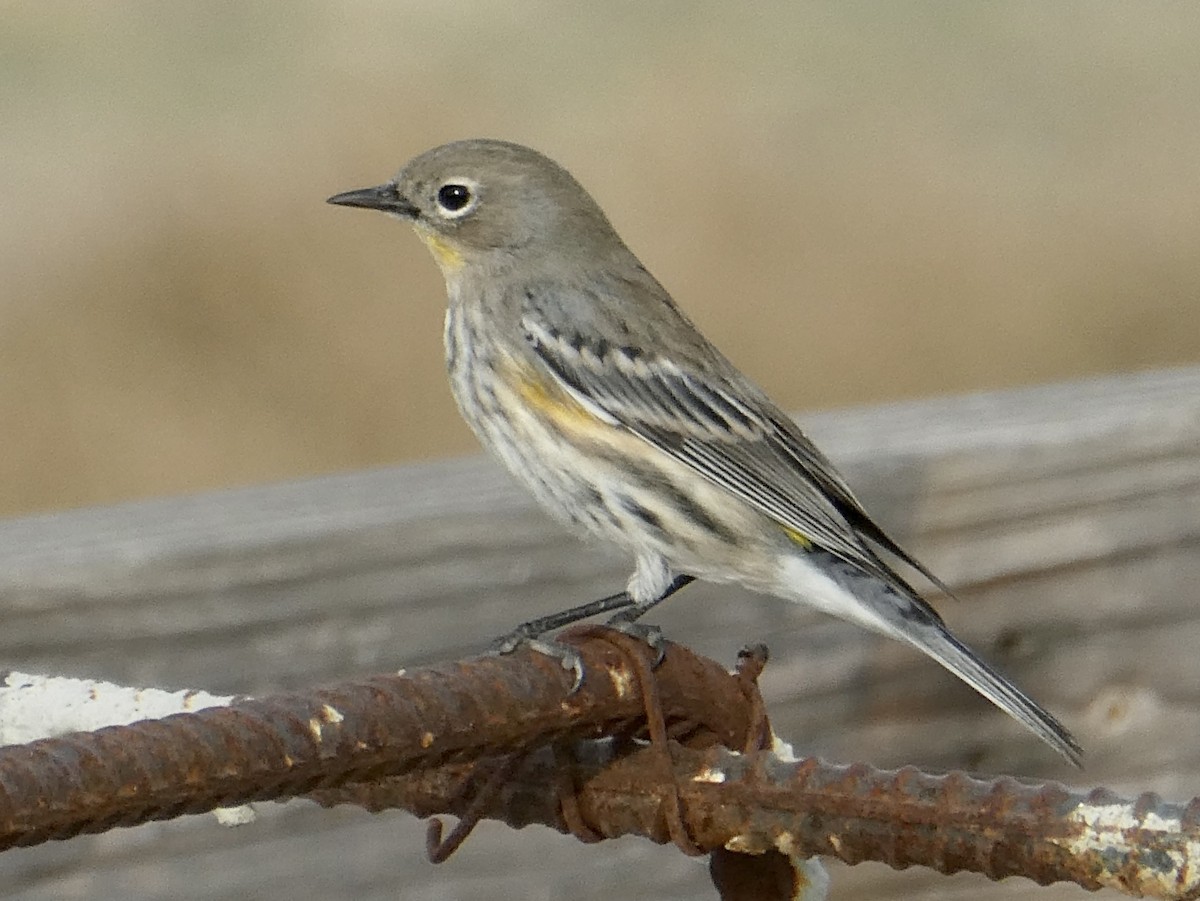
[515,369,605,434]
[417,230,465,273]
[782,525,813,549]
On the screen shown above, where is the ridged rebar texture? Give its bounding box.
[0,629,753,849]
[1,629,1198,898]
[318,745,1200,898]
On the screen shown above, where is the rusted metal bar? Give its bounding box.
[316,743,1200,898]
[0,628,752,850]
[2,628,1198,898]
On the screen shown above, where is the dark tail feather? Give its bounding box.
[904,619,1083,767]
[853,511,958,599]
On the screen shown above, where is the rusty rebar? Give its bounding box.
[316,743,1200,898]
[2,631,1198,898]
[0,627,752,850]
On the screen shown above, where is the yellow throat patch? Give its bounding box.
[416,229,465,273]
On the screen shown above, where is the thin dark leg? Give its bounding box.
[489,593,635,688]
[493,588,635,659]
[501,588,637,644]
[501,573,697,641]
[491,574,698,688]
[607,574,695,624]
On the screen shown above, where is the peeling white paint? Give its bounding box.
[608,665,634,698]
[693,766,727,784]
[0,672,254,828]
[213,805,257,827]
[725,833,770,854]
[308,703,345,742]
[0,671,234,745]
[1059,801,1200,895]
[770,732,799,762]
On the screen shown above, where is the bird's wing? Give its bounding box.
[521,313,943,595]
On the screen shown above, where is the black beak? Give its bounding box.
[326,183,419,218]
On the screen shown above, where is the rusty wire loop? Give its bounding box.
[424,627,771,866]
[731,643,771,753]
[0,628,1198,898]
[420,626,786,898]
[579,625,705,857]
[424,752,523,863]
[552,739,605,845]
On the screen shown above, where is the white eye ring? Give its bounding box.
[434,178,479,219]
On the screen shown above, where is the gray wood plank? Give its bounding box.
[1,366,1198,899]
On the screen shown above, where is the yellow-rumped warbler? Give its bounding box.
[329,139,1081,765]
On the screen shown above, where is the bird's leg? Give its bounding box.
[489,587,636,690]
[489,575,695,689]
[491,588,637,654]
[606,573,695,624]
[604,574,697,661]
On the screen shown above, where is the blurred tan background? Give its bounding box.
[2,2,1198,518]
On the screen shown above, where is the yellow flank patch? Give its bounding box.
[417,230,465,272]
[782,525,812,549]
[516,369,605,434]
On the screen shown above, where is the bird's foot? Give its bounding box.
[603,609,667,667]
[488,627,586,691]
[487,576,693,689]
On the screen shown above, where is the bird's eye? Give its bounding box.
[436,183,474,214]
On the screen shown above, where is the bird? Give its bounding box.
[328,138,1082,765]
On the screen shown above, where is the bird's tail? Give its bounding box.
[899,618,1083,767]
[777,549,1082,765]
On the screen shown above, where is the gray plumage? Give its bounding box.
[328,138,1083,766]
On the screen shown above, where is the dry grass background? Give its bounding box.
[2,3,1199,517]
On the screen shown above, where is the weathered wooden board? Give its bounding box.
[1,366,1198,900]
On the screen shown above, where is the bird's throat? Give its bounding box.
[415,227,466,275]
